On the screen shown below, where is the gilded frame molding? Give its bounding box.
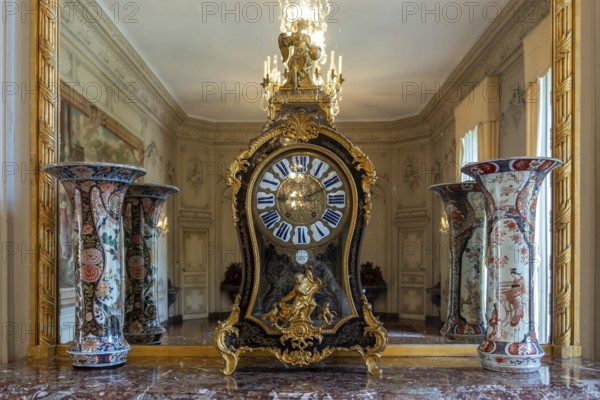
[59,81,145,166]
[551,0,580,357]
[31,0,579,357]
[31,0,60,355]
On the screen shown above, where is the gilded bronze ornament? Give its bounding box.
[350,145,377,224]
[213,294,246,375]
[261,266,333,351]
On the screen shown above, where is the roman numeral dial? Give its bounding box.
[253,152,350,247]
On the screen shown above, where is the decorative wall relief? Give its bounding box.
[508,84,527,129]
[402,154,421,192]
[145,141,162,166]
[179,145,212,210]
[186,157,205,194]
[145,140,176,184]
[500,82,527,135]
[397,144,428,209]
[165,160,176,184]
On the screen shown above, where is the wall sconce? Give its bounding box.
[439,215,449,234]
[157,208,169,236]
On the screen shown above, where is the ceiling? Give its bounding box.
[97,0,509,122]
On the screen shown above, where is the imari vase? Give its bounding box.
[430,182,486,343]
[462,157,561,373]
[43,162,146,368]
[122,184,179,344]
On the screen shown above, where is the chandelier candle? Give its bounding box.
[462,157,562,373]
[430,182,487,344]
[43,162,146,368]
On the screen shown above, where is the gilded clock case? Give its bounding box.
[215,109,387,375]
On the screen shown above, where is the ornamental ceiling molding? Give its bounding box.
[420,0,551,133]
[59,0,185,135]
[60,0,548,143]
[177,116,429,144]
[176,119,265,143]
[337,117,430,144]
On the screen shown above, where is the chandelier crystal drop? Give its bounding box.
[261,0,344,123]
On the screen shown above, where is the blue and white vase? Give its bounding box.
[123,183,179,345]
[430,182,486,343]
[462,157,561,373]
[44,162,146,368]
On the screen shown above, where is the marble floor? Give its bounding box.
[0,356,599,399]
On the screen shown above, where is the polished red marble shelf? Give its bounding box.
[0,356,599,398]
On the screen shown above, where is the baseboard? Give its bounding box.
[425,315,443,324]
[167,315,183,325]
[209,312,231,321]
[373,312,398,321]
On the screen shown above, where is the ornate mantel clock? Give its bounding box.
[214,5,387,375]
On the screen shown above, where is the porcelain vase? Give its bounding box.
[122,183,179,344]
[430,182,486,343]
[43,162,146,368]
[462,157,561,373]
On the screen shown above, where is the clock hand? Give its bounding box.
[305,187,325,199]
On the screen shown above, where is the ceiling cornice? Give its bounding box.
[61,0,549,143]
[336,116,430,144]
[176,115,430,145]
[60,0,187,134]
[419,0,551,132]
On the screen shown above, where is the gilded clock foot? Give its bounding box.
[359,294,388,376]
[220,352,239,376]
[214,295,242,375]
[364,356,383,376]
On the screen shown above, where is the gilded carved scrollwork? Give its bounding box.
[227,148,253,223]
[35,0,60,349]
[552,0,577,355]
[350,145,377,224]
[213,295,246,375]
[351,295,388,376]
[280,109,320,142]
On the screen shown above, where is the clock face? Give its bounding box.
[253,151,351,248]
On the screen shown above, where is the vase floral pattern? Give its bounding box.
[123,184,179,344]
[430,182,486,343]
[43,162,146,368]
[462,157,561,373]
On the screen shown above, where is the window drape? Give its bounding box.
[460,127,478,182]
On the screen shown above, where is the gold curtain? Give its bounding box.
[477,120,499,161]
[524,16,552,156]
[454,76,500,174]
[525,82,540,156]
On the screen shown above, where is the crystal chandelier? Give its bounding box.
[261,0,344,123]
